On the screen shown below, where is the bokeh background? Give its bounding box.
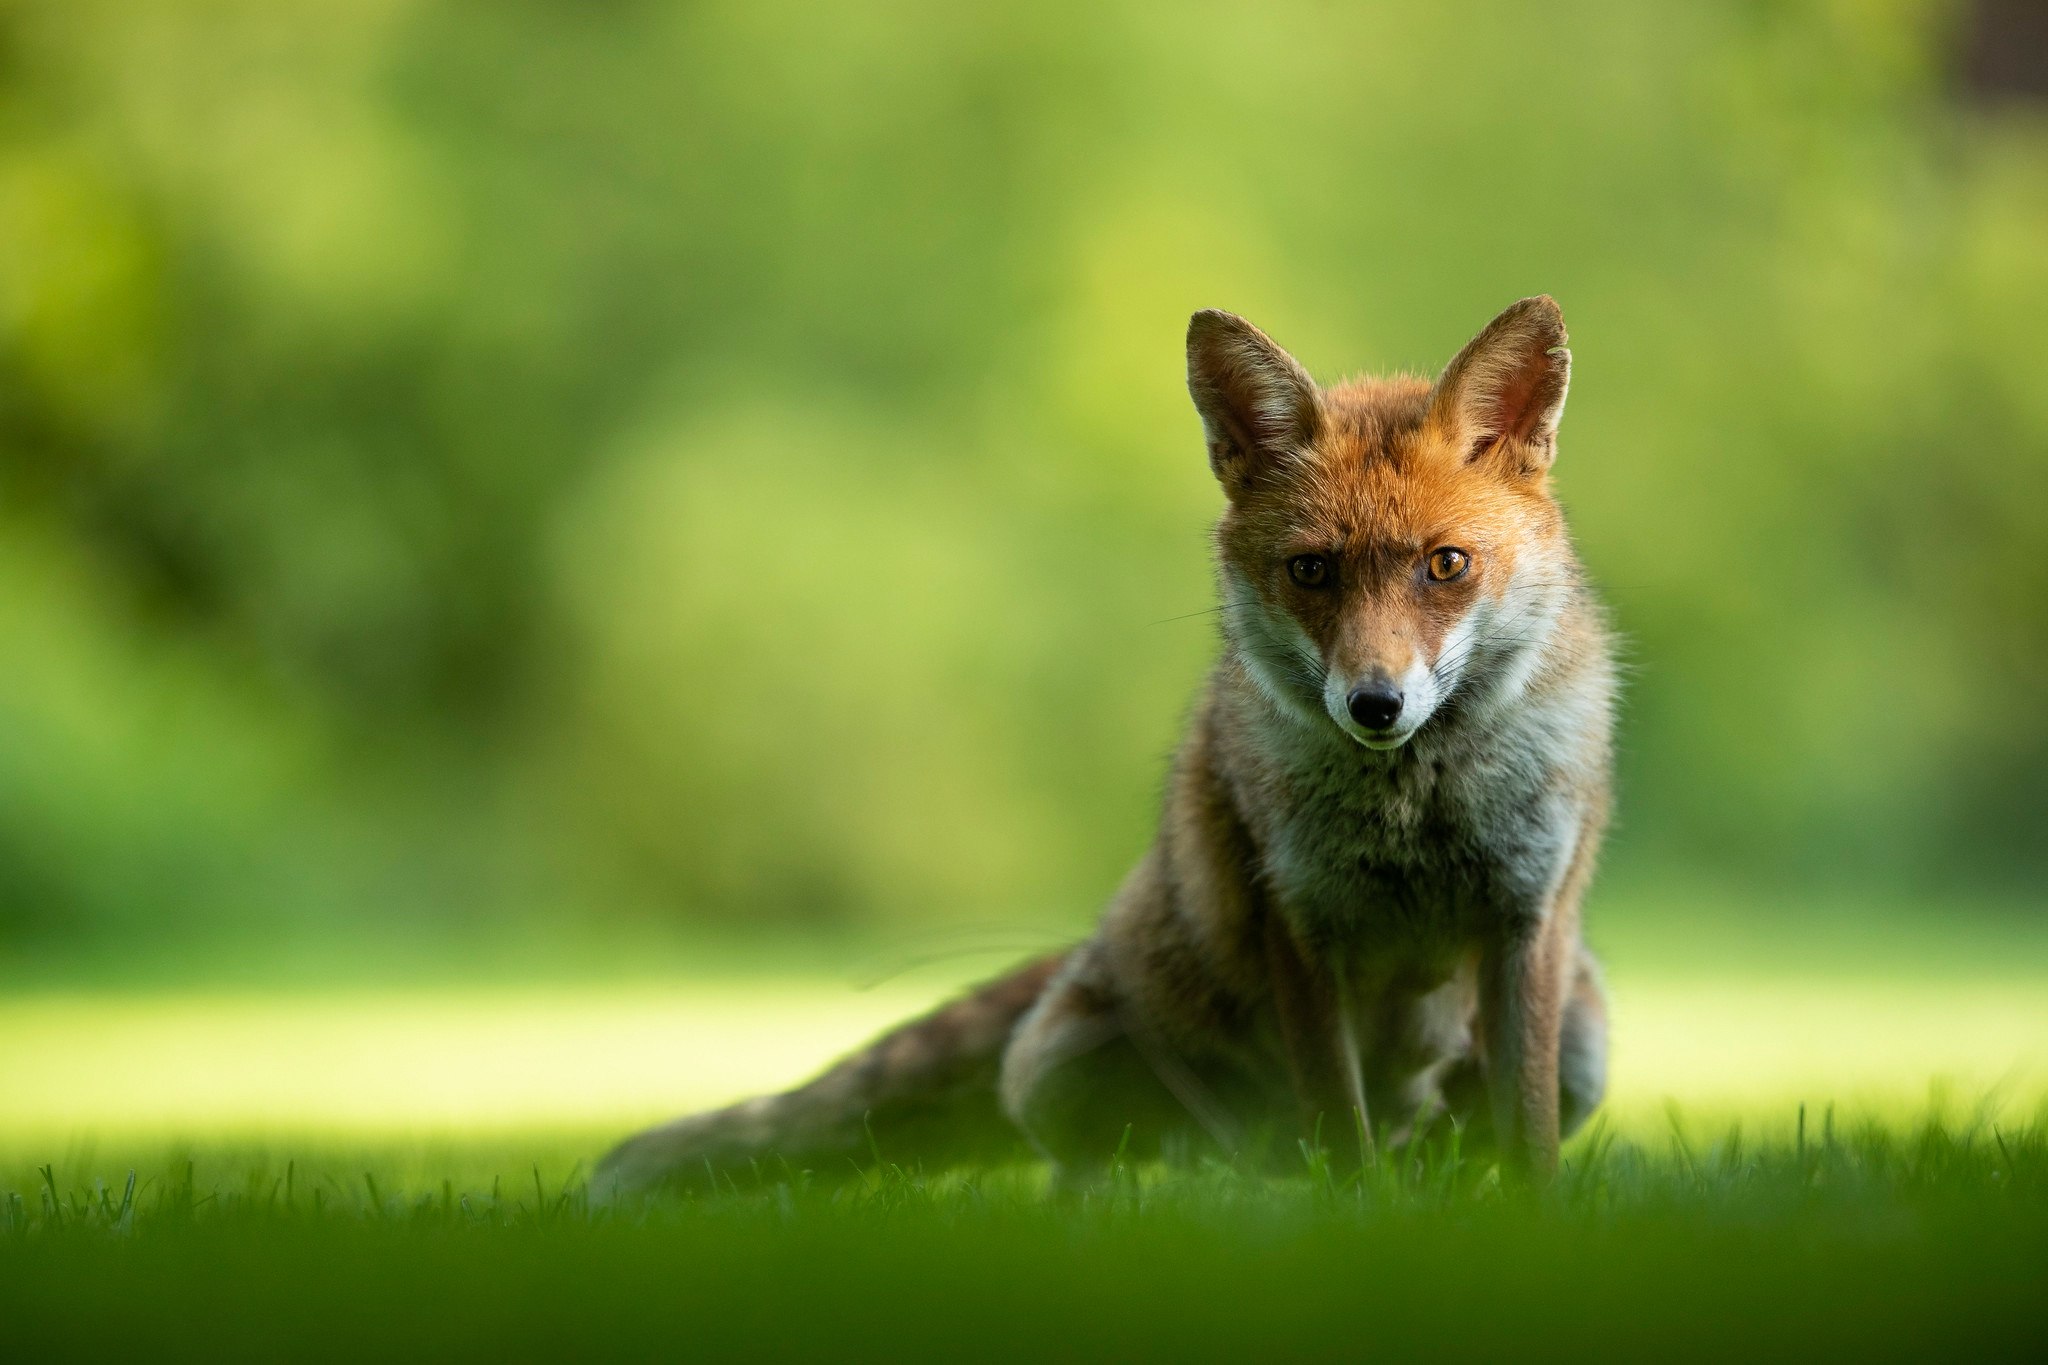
[1,1,2045,1142]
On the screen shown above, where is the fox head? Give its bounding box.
[1189,297,1579,749]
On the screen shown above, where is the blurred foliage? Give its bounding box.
[0,0,2044,944]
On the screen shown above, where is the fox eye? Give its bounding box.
[1427,548,1470,582]
[1287,555,1330,588]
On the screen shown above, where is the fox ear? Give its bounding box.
[1187,310,1322,496]
[1428,296,1570,476]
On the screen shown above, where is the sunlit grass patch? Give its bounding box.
[0,977,957,1143]
[3,969,2045,1149]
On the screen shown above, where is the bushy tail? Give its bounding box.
[596,952,1069,1192]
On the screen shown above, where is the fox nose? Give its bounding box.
[1347,682,1404,731]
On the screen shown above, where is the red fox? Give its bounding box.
[600,296,1613,1188]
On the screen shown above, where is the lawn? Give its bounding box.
[4,892,2046,1360]
[3,1121,2044,1362]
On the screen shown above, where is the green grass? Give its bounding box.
[5,896,2045,1359]
[3,1115,2044,1362]
[4,957,2044,1142]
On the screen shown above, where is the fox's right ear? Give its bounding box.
[1427,296,1570,477]
[1186,310,1321,497]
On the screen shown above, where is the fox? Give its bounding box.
[599,295,1614,1189]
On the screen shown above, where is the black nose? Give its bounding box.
[1347,682,1403,731]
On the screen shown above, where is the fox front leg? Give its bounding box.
[1478,922,1567,1179]
[1264,915,1373,1168]
[1482,810,1602,1181]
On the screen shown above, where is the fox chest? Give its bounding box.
[1259,745,1573,946]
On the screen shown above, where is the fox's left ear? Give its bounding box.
[1428,296,1570,476]
[1187,309,1323,497]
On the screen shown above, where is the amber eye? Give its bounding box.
[1427,548,1470,582]
[1287,555,1330,588]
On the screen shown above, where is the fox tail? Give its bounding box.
[595,951,1068,1193]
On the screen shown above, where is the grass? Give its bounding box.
[2,1114,2045,1362]
[3,960,2044,1141]
[4,893,2046,1359]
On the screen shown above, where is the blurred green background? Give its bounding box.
[1,0,2044,970]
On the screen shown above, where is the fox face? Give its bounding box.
[1189,298,1577,749]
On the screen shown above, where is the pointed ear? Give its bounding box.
[1428,296,1570,476]
[1186,309,1322,496]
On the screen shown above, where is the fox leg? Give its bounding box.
[1478,829,1602,1180]
[1264,914,1374,1167]
[1478,920,1565,1179]
[1432,942,1605,1151]
[1558,945,1608,1137]
[999,950,1225,1179]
